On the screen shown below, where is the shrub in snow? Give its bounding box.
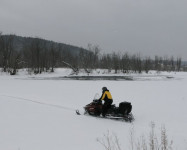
[97,122,174,150]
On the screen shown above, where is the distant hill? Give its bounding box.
[2,34,88,56]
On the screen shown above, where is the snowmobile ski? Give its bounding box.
[76,109,81,115]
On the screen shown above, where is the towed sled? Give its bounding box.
[76,98,134,122]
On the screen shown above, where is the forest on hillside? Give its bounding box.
[0,33,185,75]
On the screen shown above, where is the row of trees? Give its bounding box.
[0,34,18,74]
[0,33,184,75]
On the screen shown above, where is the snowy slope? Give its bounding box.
[0,69,187,150]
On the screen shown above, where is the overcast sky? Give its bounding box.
[1,0,187,60]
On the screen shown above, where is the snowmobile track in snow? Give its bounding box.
[0,94,75,112]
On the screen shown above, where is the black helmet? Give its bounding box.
[102,87,107,91]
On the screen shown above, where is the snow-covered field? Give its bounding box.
[0,69,187,150]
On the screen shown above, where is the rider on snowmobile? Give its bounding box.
[99,87,113,117]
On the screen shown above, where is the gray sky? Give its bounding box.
[1,0,187,60]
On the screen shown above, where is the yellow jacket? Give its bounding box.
[100,90,113,101]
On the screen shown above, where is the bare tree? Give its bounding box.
[0,34,15,72]
[112,52,121,74]
[9,50,22,75]
[169,56,175,72]
[154,56,162,72]
[176,57,182,71]
[87,44,100,69]
[121,52,130,73]
[49,43,56,72]
[130,54,142,73]
[62,60,79,75]
[79,48,93,74]
[144,57,152,73]
[0,32,3,69]
[100,54,113,73]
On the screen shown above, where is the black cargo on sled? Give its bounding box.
[119,102,132,115]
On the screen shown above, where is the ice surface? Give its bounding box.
[0,69,186,150]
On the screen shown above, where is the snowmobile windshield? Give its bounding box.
[93,93,100,100]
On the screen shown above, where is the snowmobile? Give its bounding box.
[76,98,134,122]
